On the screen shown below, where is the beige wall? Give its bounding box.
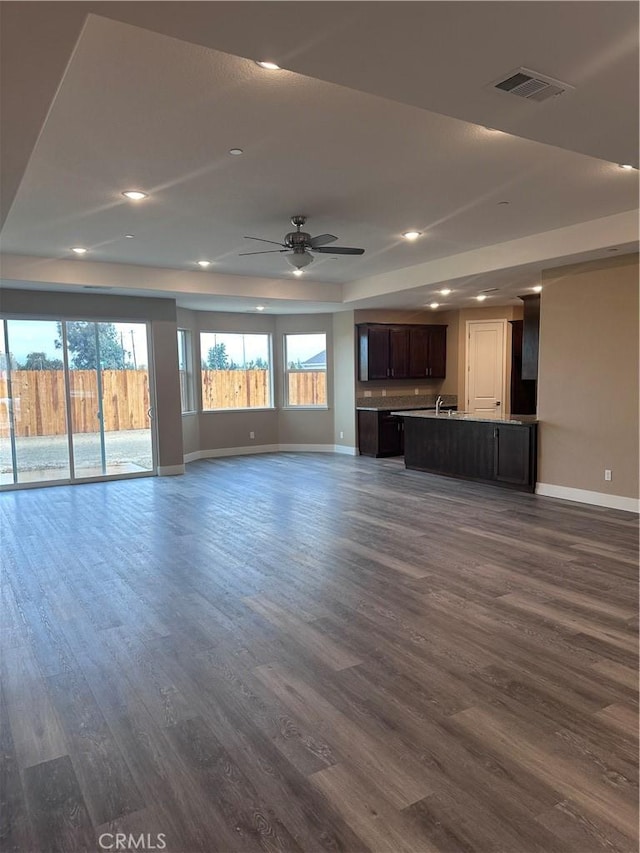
[333,310,356,448]
[538,254,639,501]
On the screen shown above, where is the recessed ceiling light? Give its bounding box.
[292,269,304,277]
[256,305,265,311]
[196,260,211,268]
[402,231,421,241]
[71,247,88,254]
[476,294,487,301]
[256,61,280,70]
[619,164,636,170]
[125,234,135,239]
[228,148,244,156]
[532,285,543,293]
[429,302,439,309]
[122,190,148,201]
[440,288,451,296]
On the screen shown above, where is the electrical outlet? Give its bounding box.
[414,388,420,395]
[339,431,344,439]
[381,389,387,397]
[604,469,612,481]
[249,431,255,440]
[364,390,372,398]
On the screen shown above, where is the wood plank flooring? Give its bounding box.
[1,453,638,852]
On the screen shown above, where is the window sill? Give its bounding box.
[181,410,198,416]
[282,406,330,411]
[202,407,276,413]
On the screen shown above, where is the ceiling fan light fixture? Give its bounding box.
[292,269,304,277]
[256,61,280,70]
[286,250,314,270]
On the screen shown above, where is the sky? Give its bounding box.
[200,332,325,366]
[2,320,149,368]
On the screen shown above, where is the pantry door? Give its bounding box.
[465,320,507,417]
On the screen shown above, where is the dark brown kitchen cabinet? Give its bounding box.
[519,294,540,381]
[493,423,535,486]
[409,325,447,378]
[357,323,447,381]
[357,410,404,457]
[402,415,537,492]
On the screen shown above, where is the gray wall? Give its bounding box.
[177,308,338,454]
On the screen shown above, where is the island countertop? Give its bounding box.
[392,410,538,425]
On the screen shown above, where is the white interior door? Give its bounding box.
[466,320,507,416]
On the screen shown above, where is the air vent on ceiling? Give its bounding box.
[490,67,574,102]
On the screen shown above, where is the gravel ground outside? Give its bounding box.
[1,429,153,478]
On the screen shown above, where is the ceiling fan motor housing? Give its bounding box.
[285,230,312,248]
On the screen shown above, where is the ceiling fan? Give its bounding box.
[240,215,365,270]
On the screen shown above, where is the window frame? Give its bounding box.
[199,330,274,412]
[283,332,328,409]
[177,328,196,414]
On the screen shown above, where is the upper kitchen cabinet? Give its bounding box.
[357,323,447,381]
[519,294,541,381]
[408,325,447,379]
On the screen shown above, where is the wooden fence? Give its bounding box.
[286,370,327,407]
[0,370,150,437]
[0,369,327,437]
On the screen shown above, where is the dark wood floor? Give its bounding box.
[1,453,638,853]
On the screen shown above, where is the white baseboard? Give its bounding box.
[157,464,185,476]
[536,482,639,513]
[333,444,358,456]
[279,443,357,454]
[184,443,358,464]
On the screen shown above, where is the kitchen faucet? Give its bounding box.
[435,395,444,415]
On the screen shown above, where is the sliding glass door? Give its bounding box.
[0,318,155,488]
[2,320,71,485]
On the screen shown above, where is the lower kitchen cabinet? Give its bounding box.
[402,416,537,491]
[357,410,404,457]
[493,423,535,486]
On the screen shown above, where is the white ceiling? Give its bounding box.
[0,2,638,313]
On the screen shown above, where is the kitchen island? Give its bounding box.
[393,410,538,492]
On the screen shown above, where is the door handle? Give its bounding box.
[496,401,501,406]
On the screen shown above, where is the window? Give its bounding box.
[200,332,272,410]
[177,329,195,413]
[284,333,327,407]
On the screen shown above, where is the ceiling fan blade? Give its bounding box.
[244,236,286,246]
[309,233,338,248]
[238,249,288,256]
[314,246,365,255]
